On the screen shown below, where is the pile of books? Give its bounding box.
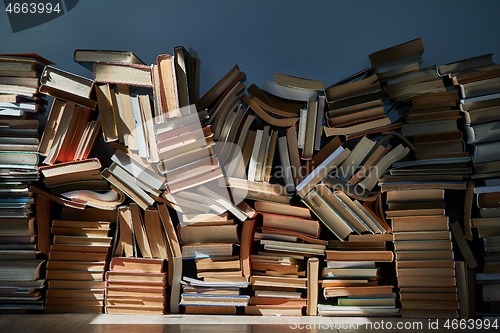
[470,181,500,317]
[247,201,326,316]
[105,257,167,314]
[180,276,250,315]
[403,89,465,161]
[7,36,500,319]
[324,68,396,139]
[449,56,500,181]
[318,235,397,317]
[386,187,459,318]
[104,204,169,314]
[0,53,53,312]
[45,208,115,313]
[178,212,251,314]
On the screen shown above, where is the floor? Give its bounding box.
[0,314,495,333]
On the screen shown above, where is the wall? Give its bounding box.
[2,0,500,95]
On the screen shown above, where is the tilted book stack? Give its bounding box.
[324,68,397,140]
[0,53,53,312]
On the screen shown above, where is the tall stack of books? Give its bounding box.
[45,207,115,313]
[444,56,500,181]
[245,201,327,316]
[0,53,52,312]
[383,187,459,318]
[318,236,398,317]
[104,204,169,314]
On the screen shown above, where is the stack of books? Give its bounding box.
[245,202,326,316]
[301,178,392,242]
[445,56,500,180]
[105,257,167,314]
[155,117,223,196]
[39,158,108,195]
[324,68,397,139]
[180,276,250,315]
[32,63,129,211]
[179,212,251,314]
[384,187,459,318]
[318,239,398,317]
[246,273,308,316]
[8,38,500,318]
[402,88,467,161]
[369,38,425,84]
[0,53,53,312]
[470,181,500,317]
[45,207,115,313]
[383,64,446,106]
[104,204,169,314]
[180,214,241,273]
[367,38,428,125]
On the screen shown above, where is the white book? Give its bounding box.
[326,261,376,269]
[254,126,270,182]
[247,129,264,181]
[296,146,345,193]
[130,93,147,158]
[298,106,307,149]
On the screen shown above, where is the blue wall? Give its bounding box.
[2,0,500,94]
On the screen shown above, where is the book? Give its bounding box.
[93,62,152,87]
[39,66,96,109]
[74,49,145,71]
[437,53,494,76]
[157,204,182,313]
[325,250,394,262]
[178,224,239,245]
